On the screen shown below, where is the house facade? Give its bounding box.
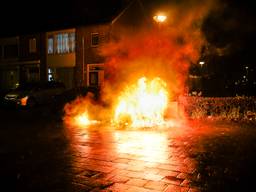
[0,0,147,91]
[19,33,47,85]
[0,36,19,89]
[46,28,76,89]
[0,33,46,90]
[76,24,110,88]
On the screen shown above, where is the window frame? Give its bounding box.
[91,33,99,47]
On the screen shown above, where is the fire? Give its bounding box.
[74,111,90,126]
[65,109,99,127]
[63,93,100,128]
[64,77,171,129]
[113,77,169,127]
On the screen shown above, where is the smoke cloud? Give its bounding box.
[100,0,217,103]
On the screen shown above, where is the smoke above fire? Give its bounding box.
[101,0,216,102]
[64,0,217,128]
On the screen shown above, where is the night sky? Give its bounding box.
[0,0,255,43]
[200,0,256,96]
[0,0,128,36]
[1,0,255,40]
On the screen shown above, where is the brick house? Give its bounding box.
[0,33,47,90]
[0,0,147,90]
[47,0,147,89]
[0,36,20,89]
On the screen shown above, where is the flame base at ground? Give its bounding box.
[113,77,169,128]
[63,77,186,129]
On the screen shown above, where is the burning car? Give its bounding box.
[3,81,66,108]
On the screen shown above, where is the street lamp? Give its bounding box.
[153,15,167,23]
[153,14,167,30]
[199,61,205,66]
[199,61,205,75]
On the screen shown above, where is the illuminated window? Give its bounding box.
[62,33,69,53]
[29,38,37,53]
[49,32,75,54]
[69,32,75,52]
[57,34,63,54]
[48,68,54,81]
[48,37,53,54]
[91,33,99,46]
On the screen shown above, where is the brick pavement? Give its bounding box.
[2,108,256,192]
[63,122,208,192]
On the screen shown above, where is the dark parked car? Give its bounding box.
[3,81,66,108]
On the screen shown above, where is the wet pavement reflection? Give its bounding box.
[66,123,205,192]
[64,120,256,192]
[2,108,256,191]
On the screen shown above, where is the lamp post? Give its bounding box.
[153,15,167,23]
[199,61,205,67]
[153,14,167,29]
[199,61,205,94]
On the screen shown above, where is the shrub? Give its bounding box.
[179,96,256,121]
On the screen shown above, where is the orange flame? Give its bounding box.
[74,111,90,126]
[113,77,168,127]
[63,93,100,128]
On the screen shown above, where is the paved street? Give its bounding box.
[1,107,256,192]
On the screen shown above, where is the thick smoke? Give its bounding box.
[100,0,216,104]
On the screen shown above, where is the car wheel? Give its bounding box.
[26,97,36,108]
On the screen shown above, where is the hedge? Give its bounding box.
[179,96,256,121]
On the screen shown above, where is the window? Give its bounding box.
[62,33,69,53]
[48,37,54,54]
[57,34,63,54]
[48,68,54,81]
[69,32,75,52]
[89,72,98,86]
[91,33,99,46]
[48,32,75,54]
[29,38,37,53]
[4,44,18,59]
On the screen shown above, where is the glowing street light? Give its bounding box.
[153,14,167,23]
[199,61,205,66]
